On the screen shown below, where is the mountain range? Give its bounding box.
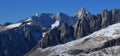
[0,8,120,56]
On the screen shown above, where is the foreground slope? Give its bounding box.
[26,23,120,56]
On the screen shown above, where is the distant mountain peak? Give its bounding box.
[35,13,41,17]
[56,13,67,16]
[73,8,92,18]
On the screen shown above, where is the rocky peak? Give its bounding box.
[73,8,92,19]
[55,13,70,20]
[102,9,109,17]
[101,9,112,28]
[112,9,120,15]
[35,13,41,17]
[56,13,67,16]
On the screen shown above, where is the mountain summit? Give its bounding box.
[73,8,92,18]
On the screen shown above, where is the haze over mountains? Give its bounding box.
[0,8,120,56]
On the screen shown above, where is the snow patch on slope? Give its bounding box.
[27,22,32,25]
[25,18,32,22]
[51,20,60,29]
[42,32,47,37]
[5,23,22,29]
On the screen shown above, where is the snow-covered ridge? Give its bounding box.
[1,8,90,31]
[4,23,22,29]
[25,18,32,22]
[32,23,120,56]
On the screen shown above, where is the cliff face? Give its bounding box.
[74,9,120,39]
[37,23,75,48]
[0,25,37,56]
[0,19,45,56]
[36,8,120,49]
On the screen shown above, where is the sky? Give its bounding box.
[0,0,120,24]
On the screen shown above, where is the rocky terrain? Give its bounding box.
[26,23,120,56]
[31,8,120,50]
[0,8,120,56]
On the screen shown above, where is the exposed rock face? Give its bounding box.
[74,17,90,39]
[0,12,76,56]
[74,9,120,39]
[0,22,44,56]
[112,9,120,23]
[101,10,112,28]
[39,27,61,48]
[59,23,75,43]
[1,8,120,56]
[74,15,102,39]
[26,23,120,56]
[31,13,55,28]
[0,26,36,56]
[35,23,75,48]
[73,8,92,19]
[28,8,120,50]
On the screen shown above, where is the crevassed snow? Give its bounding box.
[51,20,60,29]
[5,23,22,29]
[35,23,120,56]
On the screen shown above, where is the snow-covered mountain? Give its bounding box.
[0,10,78,56]
[26,23,120,56]
[0,8,120,56]
[26,13,77,29]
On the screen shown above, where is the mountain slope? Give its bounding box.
[0,12,77,56]
[26,23,120,56]
[33,8,120,49]
[0,24,37,56]
[0,8,120,56]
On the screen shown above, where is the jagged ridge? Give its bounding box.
[0,8,120,56]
